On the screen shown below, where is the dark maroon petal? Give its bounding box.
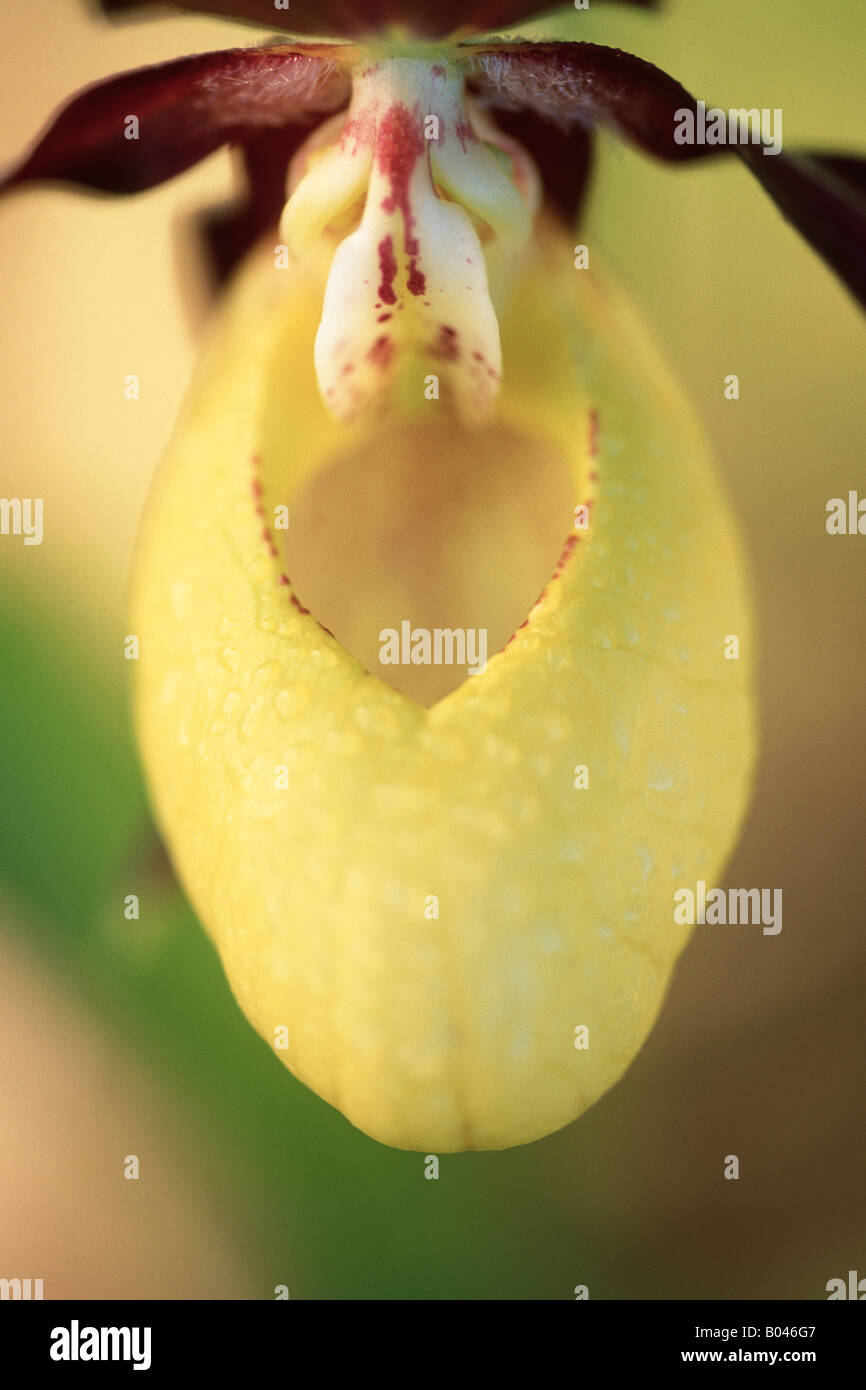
[197,126,309,285]
[96,0,661,42]
[805,153,866,201]
[1,45,350,196]
[471,42,866,310]
[486,105,594,226]
[468,43,713,160]
[739,149,866,309]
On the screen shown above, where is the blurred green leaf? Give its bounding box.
[0,593,622,1298]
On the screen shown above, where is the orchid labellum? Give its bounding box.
[6,0,864,1150]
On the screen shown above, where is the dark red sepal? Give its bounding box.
[488,105,594,226]
[198,126,310,285]
[472,42,866,310]
[95,0,661,42]
[740,149,866,309]
[1,45,349,196]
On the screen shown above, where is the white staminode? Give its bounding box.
[281,56,537,423]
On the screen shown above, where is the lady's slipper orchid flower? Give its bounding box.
[4,0,864,1151]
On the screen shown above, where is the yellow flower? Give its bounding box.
[129,192,754,1148]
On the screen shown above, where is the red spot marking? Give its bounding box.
[286,590,335,641]
[368,335,394,369]
[469,347,500,382]
[377,105,420,206]
[588,470,598,482]
[377,234,398,306]
[252,455,345,638]
[252,454,287,571]
[455,120,477,151]
[407,263,426,297]
[432,323,460,362]
[552,532,579,580]
[502,616,531,652]
[377,104,427,298]
[501,528,583,652]
[340,362,355,376]
[432,64,447,79]
[377,312,393,323]
[588,408,599,459]
[338,112,372,157]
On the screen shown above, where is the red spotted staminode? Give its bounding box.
[3,0,864,422]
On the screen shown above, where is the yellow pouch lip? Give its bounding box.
[130,217,755,1152]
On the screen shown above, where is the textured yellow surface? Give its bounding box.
[131,221,755,1150]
